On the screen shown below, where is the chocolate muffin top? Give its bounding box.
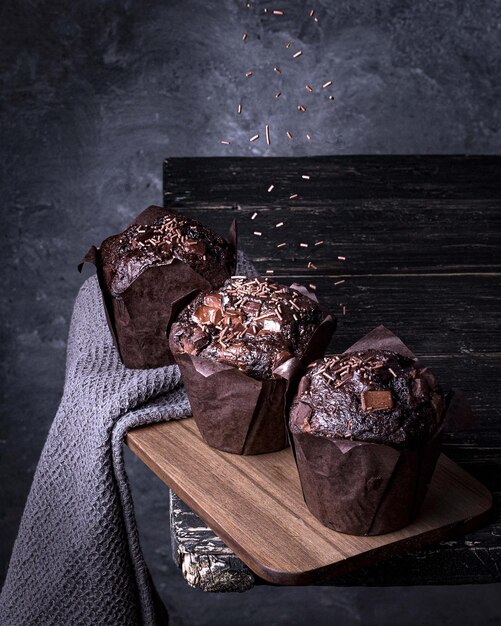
[100,209,234,296]
[170,277,326,379]
[290,349,444,448]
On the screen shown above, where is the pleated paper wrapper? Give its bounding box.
[79,205,236,369]
[171,286,336,455]
[289,325,459,536]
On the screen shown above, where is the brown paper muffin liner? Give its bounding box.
[170,291,336,455]
[79,206,236,369]
[290,325,458,536]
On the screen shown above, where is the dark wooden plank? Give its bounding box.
[164,156,501,203]
[419,356,500,445]
[270,275,500,358]
[162,200,501,274]
[170,491,255,592]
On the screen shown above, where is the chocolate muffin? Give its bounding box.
[80,205,235,369]
[170,276,327,380]
[290,349,444,448]
[100,209,234,297]
[170,277,335,455]
[289,347,445,535]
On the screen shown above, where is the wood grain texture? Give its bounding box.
[276,274,499,356]
[169,480,501,588]
[162,200,501,275]
[127,418,492,585]
[164,156,501,202]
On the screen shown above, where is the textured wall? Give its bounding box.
[1,0,500,623]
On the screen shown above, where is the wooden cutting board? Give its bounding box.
[127,418,492,585]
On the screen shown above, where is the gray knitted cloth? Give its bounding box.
[0,252,256,626]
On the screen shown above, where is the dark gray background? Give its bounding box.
[1,1,500,624]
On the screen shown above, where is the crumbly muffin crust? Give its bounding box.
[290,349,444,448]
[170,277,325,379]
[100,210,233,295]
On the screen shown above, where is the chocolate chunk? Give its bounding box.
[290,349,444,448]
[361,390,394,411]
[181,326,209,354]
[193,305,222,325]
[203,293,222,309]
[241,299,261,315]
[261,317,282,333]
[170,277,328,380]
[222,313,243,327]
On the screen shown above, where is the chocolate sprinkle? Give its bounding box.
[290,349,444,448]
[171,277,325,380]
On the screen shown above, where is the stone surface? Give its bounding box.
[1,0,501,623]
